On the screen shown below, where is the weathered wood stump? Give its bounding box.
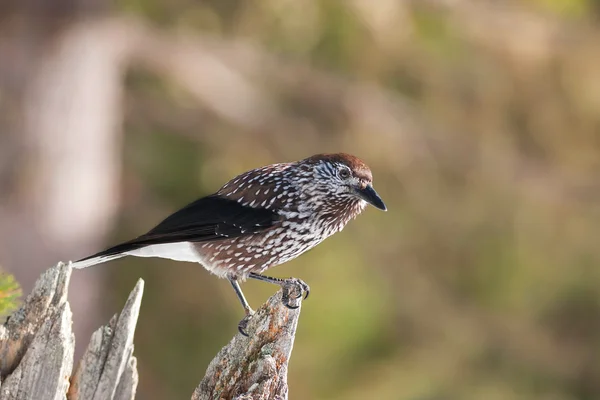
[0,262,301,400]
[192,286,302,400]
[0,263,142,400]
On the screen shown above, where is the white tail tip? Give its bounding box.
[71,254,125,269]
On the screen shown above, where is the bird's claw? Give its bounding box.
[238,311,254,337]
[281,278,310,309]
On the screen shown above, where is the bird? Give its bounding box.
[72,153,387,335]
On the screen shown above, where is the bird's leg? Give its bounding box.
[248,272,310,310]
[228,277,254,337]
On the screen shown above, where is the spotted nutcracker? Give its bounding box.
[72,153,387,335]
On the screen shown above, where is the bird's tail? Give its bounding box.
[71,253,126,269]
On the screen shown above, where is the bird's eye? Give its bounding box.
[339,168,351,179]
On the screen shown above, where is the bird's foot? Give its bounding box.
[238,310,255,337]
[281,278,310,309]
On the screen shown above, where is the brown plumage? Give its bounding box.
[73,153,386,335]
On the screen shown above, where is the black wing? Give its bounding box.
[78,195,279,261]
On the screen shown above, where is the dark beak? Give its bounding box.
[355,185,387,211]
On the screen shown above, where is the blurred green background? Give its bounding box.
[2,0,600,399]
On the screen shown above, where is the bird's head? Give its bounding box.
[301,153,387,212]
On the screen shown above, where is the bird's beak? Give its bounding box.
[355,184,387,211]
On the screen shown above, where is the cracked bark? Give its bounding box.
[0,262,302,400]
[0,263,142,400]
[192,285,302,400]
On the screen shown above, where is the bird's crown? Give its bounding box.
[303,153,373,183]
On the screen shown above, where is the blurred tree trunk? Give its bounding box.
[0,0,124,358]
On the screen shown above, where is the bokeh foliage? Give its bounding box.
[0,272,21,318]
[100,0,600,399]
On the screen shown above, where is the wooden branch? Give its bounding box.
[192,286,303,400]
[0,263,142,400]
